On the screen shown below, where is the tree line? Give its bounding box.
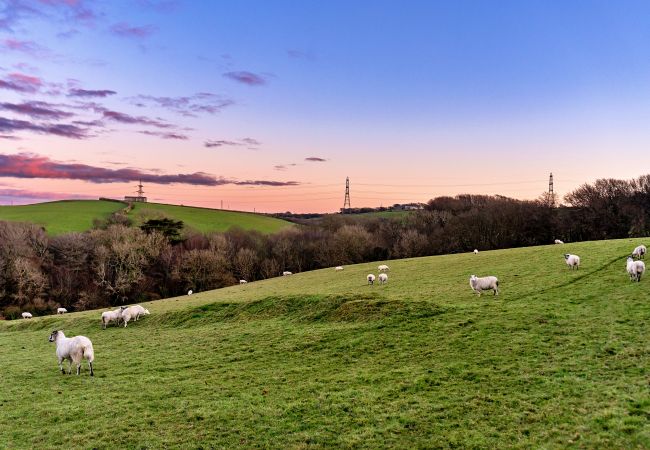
[1,174,649,318]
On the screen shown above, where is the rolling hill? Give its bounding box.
[1,237,649,447]
[0,200,293,235]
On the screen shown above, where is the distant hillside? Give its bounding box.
[0,200,293,235]
[128,202,293,234]
[0,200,124,235]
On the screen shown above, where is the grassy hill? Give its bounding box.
[1,238,650,447]
[0,200,124,235]
[128,202,292,234]
[0,200,293,235]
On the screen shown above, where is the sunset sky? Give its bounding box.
[1,0,650,212]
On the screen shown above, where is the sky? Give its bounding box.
[1,0,650,212]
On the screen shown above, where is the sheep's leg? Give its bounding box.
[89,361,94,377]
[68,359,73,375]
[58,356,65,375]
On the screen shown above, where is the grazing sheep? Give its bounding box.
[239,280,247,284]
[187,289,193,296]
[378,273,388,284]
[101,306,126,329]
[21,312,32,319]
[121,305,150,327]
[627,257,646,282]
[57,308,67,315]
[473,249,479,254]
[632,245,647,259]
[367,274,376,285]
[554,239,564,244]
[335,266,344,271]
[564,254,580,270]
[378,264,389,272]
[49,330,94,376]
[282,271,292,276]
[469,275,499,296]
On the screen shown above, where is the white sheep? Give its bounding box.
[378,273,388,284]
[378,264,389,272]
[473,249,479,254]
[335,266,344,271]
[632,245,646,259]
[21,312,32,319]
[239,280,247,284]
[57,308,67,314]
[367,274,376,285]
[121,305,150,327]
[626,257,646,282]
[554,239,564,244]
[282,271,292,276]
[101,306,126,329]
[564,254,580,270]
[469,275,499,296]
[49,330,94,376]
[187,289,193,295]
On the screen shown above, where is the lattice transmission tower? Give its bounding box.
[343,177,351,211]
[548,172,554,195]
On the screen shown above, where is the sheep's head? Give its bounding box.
[144,309,150,315]
[469,275,477,280]
[564,254,570,259]
[48,330,60,342]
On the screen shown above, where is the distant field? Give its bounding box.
[2,237,650,448]
[0,200,293,235]
[0,200,124,235]
[128,202,293,234]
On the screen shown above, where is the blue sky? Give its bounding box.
[1,0,649,211]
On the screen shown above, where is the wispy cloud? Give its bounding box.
[110,22,156,39]
[138,130,188,140]
[102,109,171,128]
[2,39,52,58]
[223,71,267,86]
[0,153,301,186]
[68,88,116,97]
[0,101,74,120]
[287,49,314,60]
[305,157,327,162]
[0,188,95,201]
[128,92,233,116]
[0,72,43,93]
[204,137,261,149]
[0,117,89,139]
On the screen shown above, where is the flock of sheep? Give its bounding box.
[29,240,650,377]
[467,241,647,297]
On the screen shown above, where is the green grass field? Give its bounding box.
[128,202,293,234]
[0,200,293,235]
[1,238,650,448]
[0,200,124,235]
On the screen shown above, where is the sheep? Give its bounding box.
[282,271,292,276]
[632,245,646,259]
[21,312,32,319]
[469,275,499,296]
[378,273,388,284]
[473,249,479,254]
[48,330,94,376]
[187,289,193,296]
[564,254,580,270]
[239,280,247,284]
[101,306,126,329]
[57,308,67,315]
[554,239,564,244]
[335,266,344,271]
[121,305,150,327]
[626,257,646,282]
[367,274,376,285]
[378,264,389,272]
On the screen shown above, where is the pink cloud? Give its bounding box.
[0,101,75,120]
[110,22,156,38]
[0,153,301,186]
[223,71,267,86]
